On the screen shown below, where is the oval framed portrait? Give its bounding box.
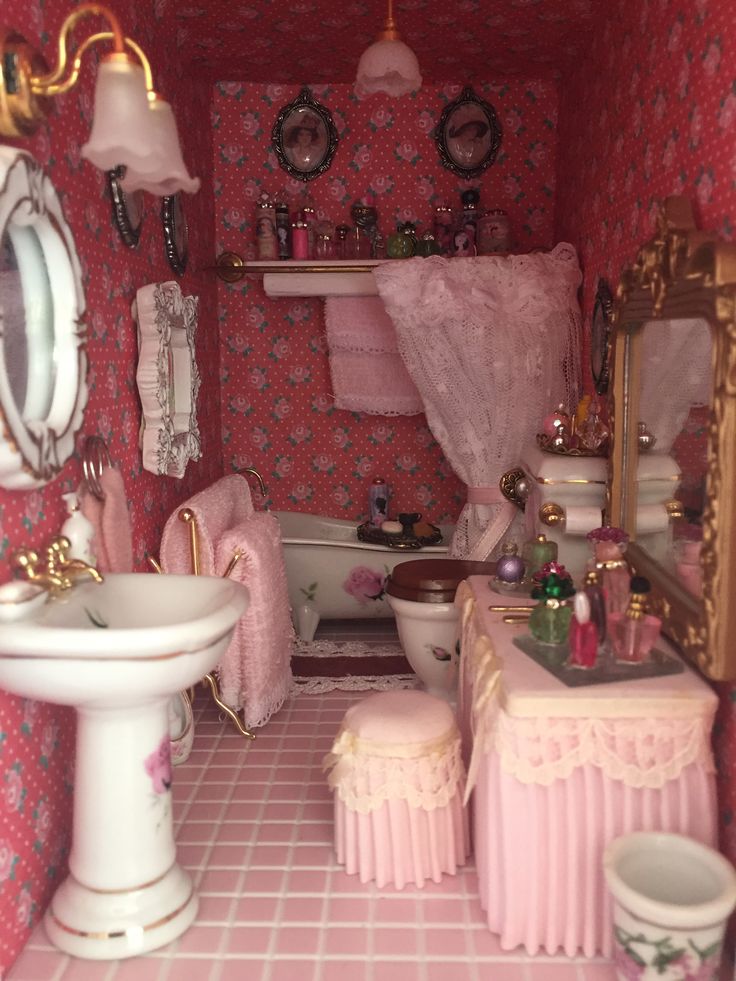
[272,87,338,182]
[435,87,502,179]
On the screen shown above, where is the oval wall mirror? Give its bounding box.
[608,196,736,680]
[0,147,87,489]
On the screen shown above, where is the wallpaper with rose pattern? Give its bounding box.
[214,80,558,523]
[1,0,736,972]
[0,0,220,969]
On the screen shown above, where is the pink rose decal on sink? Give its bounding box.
[145,736,172,794]
[343,566,386,604]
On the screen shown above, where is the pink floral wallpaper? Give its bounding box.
[555,0,736,863]
[0,0,220,969]
[1,0,736,971]
[214,80,559,522]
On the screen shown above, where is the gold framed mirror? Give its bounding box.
[607,195,736,680]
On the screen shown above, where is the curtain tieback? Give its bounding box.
[467,486,505,505]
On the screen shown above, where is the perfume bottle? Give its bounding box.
[522,533,558,582]
[583,567,607,644]
[61,490,96,565]
[495,542,525,585]
[587,526,630,617]
[567,591,598,669]
[608,576,662,664]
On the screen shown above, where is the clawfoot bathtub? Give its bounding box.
[274,511,452,641]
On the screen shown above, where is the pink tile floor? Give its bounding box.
[8,684,624,981]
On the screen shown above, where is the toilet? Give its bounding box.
[386,559,495,698]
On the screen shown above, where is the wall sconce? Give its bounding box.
[0,2,199,196]
[354,0,422,99]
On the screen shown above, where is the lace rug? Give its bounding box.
[290,636,417,694]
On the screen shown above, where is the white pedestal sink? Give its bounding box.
[0,573,248,960]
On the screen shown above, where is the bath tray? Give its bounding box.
[512,635,684,687]
[357,520,443,550]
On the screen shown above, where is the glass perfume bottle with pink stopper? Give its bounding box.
[608,576,662,663]
[586,526,630,618]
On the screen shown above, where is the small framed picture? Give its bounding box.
[435,87,502,179]
[272,87,338,182]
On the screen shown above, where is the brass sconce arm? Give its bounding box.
[1,3,153,136]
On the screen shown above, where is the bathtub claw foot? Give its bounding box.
[296,600,320,642]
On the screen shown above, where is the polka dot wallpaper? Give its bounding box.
[555,0,736,866]
[1,0,736,971]
[214,80,559,523]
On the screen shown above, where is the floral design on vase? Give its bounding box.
[342,565,387,604]
[614,925,722,981]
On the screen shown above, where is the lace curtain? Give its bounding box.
[374,245,582,559]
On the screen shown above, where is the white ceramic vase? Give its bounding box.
[604,832,736,981]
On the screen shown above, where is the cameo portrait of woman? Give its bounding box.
[283,111,328,173]
[272,87,338,182]
[435,86,502,179]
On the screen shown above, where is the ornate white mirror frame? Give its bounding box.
[134,281,201,479]
[608,196,736,681]
[0,146,87,489]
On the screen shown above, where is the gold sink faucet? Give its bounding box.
[12,536,104,594]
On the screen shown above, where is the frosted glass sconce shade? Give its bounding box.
[355,38,422,98]
[119,97,200,196]
[80,57,161,172]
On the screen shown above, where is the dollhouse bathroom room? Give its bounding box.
[1,0,736,978]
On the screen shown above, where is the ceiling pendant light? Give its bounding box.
[354,0,422,99]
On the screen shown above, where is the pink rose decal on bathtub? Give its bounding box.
[144,736,172,794]
[343,566,386,604]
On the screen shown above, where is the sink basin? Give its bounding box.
[0,572,248,960]
[0,572,248,706]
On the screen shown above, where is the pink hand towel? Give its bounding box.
[160,474,254,576]
[325,296,423,416]
[99,467,133,572]
[79,486,107,570]
[214,512,294,727]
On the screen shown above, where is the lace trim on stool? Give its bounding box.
[324,737,466,814]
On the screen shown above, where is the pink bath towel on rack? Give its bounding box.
[324,296,423,416]
[215,513,294,727]
[160,474,254,576]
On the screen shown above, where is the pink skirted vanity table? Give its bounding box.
[456,576,718,959]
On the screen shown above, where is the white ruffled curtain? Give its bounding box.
[374,245,582,560]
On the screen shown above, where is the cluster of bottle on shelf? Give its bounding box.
[495,527,663,670]
[254,187,510,262]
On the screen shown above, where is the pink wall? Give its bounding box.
[214,81,559,523]
[554,0,736,859]
[0,0,220,969]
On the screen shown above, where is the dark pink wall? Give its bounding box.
[555,0,736,860]
[0,0,220,969]
[214,81,559,523]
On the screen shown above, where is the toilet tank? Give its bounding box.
[518,444,607,580]
[515,445,681,580]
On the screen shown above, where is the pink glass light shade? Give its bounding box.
[119,96,200,196]
[354,38,422,99]
[81,57,162,172]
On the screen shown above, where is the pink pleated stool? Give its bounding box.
[324,689,470,889]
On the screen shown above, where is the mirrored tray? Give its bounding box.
[513,635,684,687]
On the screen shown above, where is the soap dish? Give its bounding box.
[0,580,48,622]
